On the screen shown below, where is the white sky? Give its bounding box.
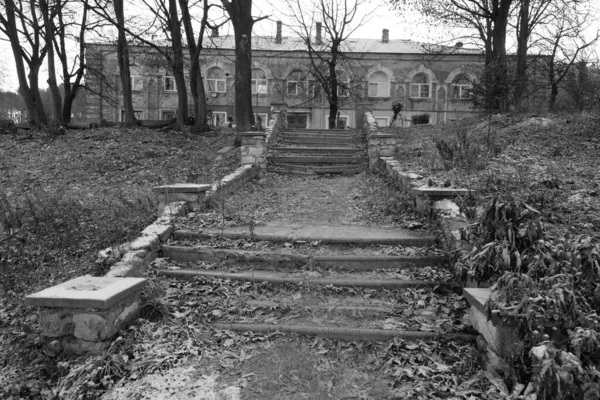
[0,0,598,91]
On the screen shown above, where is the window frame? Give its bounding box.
[451,75,473,100]
[121,109,144,121]
[410,74,431,99]
[251,69,268,95]
[130,76,143,92]
[161,110,175,120]
[287,71,308,95]
[210,111,227,126]
[374,116,389,127]
[337,115,350,128]
[254,113,269,129]
[367,72,390,98]
[164,71,177,92]
[207,68,227,93]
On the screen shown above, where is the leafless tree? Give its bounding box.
[535,1,599,111]
[221,0,269,134]
[282,0,369,129]
[0,0,48,126]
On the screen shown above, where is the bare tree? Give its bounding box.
[54,0,90,123]
[221,0,269,134]
[536,1,599,111]
[0,0,48,126]
[283,0,369,129]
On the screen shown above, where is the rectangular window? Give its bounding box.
[164,73,176,91]
[208,79,226,93]
[337,115,350,128]
[131,76,143,91]
[368,82,389,97]
[251,79,268,94]
[254,113,269,129]
[374,116,389,127]
[287,80,307,95]
[453,84,472,99]
[210,111,227,126]
[121,109,144,121]
[162,110,175,120]
[308,80,321,97]
[410,84,430,98]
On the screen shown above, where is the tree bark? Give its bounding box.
[168,0,187,128]
[114,0,136,125]
[179,0,210,133]
[221,0,255,133]
[40,0,63,122]
[1,0,47,127]
[514,0,530,107]
[328,49,339,129]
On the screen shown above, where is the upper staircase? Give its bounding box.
[268,128,367,175]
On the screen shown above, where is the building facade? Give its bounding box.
[85,23,542,128]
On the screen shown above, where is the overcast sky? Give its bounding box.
[0,0,598,91]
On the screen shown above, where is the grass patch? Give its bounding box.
[0,126,240,399]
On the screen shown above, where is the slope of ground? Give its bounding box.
[387,113,600,240]
[0,126,240,399]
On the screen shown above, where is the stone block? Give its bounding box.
[463,288,523,358]
[106,249,154,277]
[433,199,462,218]
[27,276,145,350]
[152,184,211,193]
[130,234,161,253]
[412,186,472,198]
[141,223,173,242]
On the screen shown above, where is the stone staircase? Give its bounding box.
[155,223,474,344]
[268,128,367,175]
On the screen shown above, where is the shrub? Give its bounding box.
[411,113,430,125]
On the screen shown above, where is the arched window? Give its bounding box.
[207,68,226,93]
[452,74,472,99]
[287,70,308,95]
[251,69,267,94]
[410,74,430,98]
[368,71,389,97]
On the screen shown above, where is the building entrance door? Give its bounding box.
[287,114,308,129]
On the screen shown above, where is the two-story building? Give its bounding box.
[84,21,543,128]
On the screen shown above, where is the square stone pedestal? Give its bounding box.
[25,276,147,354]
[463,288,523,358]
[152,183,212,212]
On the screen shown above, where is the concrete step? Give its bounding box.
[283,132,353,138]
[267,163,366,175]
[280,139,355,146]
[270,146,361,155]
[161,245,445,271]
[156,268,440,289]
[268,156,366,164]
[286,129,351,135]
[173,224,436,246]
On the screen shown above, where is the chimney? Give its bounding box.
[382,29,389,43]
[211,27,219,38]
[316,22,322,44]
[275,21,282,44]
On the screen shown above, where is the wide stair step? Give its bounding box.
[270,146,361,155]
[161,245,445,271]
[268,156,366,164]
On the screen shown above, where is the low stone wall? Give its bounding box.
[241,102,287,167]
[205,165,261,207]
[363,111,400,170]
[374,156,471,256]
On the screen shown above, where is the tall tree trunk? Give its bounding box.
[40,0,63,122]
[114,0,136,125]
[221,0,255,133]
[328,55,338,129]
[2,0,47,126]
[168,0,187,128]
[514,0,530,107]
[490,0,512,112]
[58,0,87,123]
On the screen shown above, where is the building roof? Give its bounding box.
[203,34,481,55]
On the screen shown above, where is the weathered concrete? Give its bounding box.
[175,224,436,246]
[463,288,523,358]
[26,276,146,351]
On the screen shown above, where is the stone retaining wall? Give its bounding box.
[241,102,287,167]
[363,111,400,170]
